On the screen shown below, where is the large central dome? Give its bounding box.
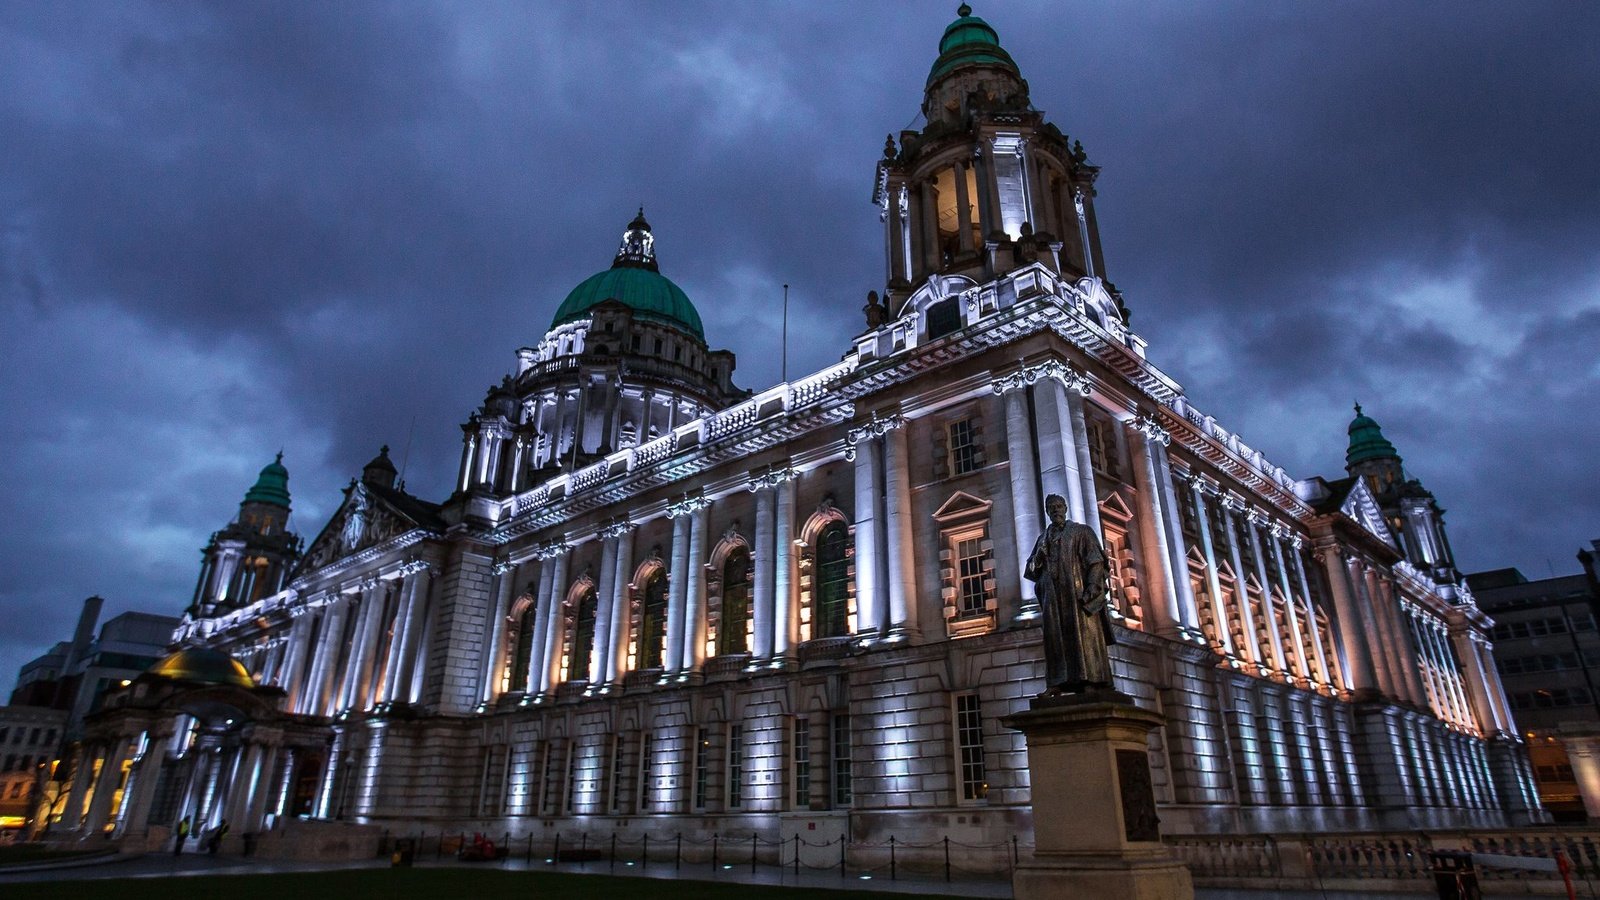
[549,211,705,340]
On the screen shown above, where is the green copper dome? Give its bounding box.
[926,4,1020,87]
[242,453,291,509]
[1346,404,1400,467]
[549,211,705,340]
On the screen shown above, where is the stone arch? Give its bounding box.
[560,574,598,685]
[796,499,854,644]
[706,526,752,659]
[627,552,668,673]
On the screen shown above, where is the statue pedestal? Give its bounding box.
[1003,692,1194,900]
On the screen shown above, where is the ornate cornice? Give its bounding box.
[991,358,1092,397]
[599,518,635,541]
[747,465,798,493]
[667,493,714,518]
[844,411,905,461]
[1128,413,1171,447]
[532,540,571,561]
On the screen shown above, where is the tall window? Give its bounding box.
[564,739,577,813]
[727,723,744,809]
[831,713,852,808]
[571,587,598,681]
[719,548,752,655]
[638,731,654,811]
[793,717,811,809]
[608,734,625,813]
[639,571,668,669]
[948,419,981,475]
[815,523,850,639]
[955,693,988,802]
[508,602,537,693]
[955,535,990,617]
[693,727,710,810]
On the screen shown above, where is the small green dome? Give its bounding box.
[549,211,705,340]
[927,4,1020,87]
[242,453,290,509]
[148,647,256,689]
[1346,404,1400,467]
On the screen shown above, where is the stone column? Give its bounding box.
[1244,514,1287,676]
[280,610,315,710]
[591,535,619,685]
[908,181,926,278]
[665,508,693,674]
[1128,417,1183,637]
[774,475,797,662]
[1317,542,1377,695]
[1220,498,1263,667]
[525,553,556,694]
[1065,391,1103,537]
[243,741,283,832]
[953,160,974,254]
[883,425,918,641]
[684,502,711,674]
[998,385,1041,619]
[606,524,636,686]
[1288,544,1333,686]
[378,567,418,704]
[851,435,884,640]
[1188,479,1234,657]
[81,735,132,835]
[1367,571,1422,706]
[63,743,99,830]
[1032,376,1086,523]
[979,139,1000,237]
[480,562,519,704]
[539,549,572,695]
[886,176,907,284]
[403,566,438,706]
[920,179,941,273]
[752,483,776,662]
[337,580,379,713]
[1268,529,1312,682]
[115,726,173,838]
[306,595,350,716]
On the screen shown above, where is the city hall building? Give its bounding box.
[63,6,1541,855]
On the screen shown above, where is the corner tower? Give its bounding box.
[1345,405,1460,585]
[190,454,303,617]
[874,5,1115,317]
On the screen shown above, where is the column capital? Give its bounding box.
[599,517,635,541]
[491,560,516,576]
[992,358,1092,398]
[747,464,798,493]
[667,493,713,518]
[532,540,572,560]
[844,411,904,460]
[1220,490,1249,514]
[1127,413,1172,447]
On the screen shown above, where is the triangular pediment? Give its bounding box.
[932,490,993,522]
[1099,491,1136,522]
[297,482,428,574]
[1339,478,1396,547]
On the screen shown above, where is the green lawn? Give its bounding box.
[2,867,970,899]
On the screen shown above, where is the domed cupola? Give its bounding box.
[1345,403,1400,469]
[549,210,705,340]
[926,4,1020,90]
[189,453,303,618]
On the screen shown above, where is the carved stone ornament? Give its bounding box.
[533,540,571,561]
[844,411,906,461]
[1128,414,1172,447]
[991,359,1092,398]
[667,493,713,518]
[600,518,635,541]
[747,465,797,493]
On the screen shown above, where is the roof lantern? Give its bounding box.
[242,452,291,509]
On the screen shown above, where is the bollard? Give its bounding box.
[751,832,758,874]
[794,834,800,876]
[526,833,533,863]
[581,831,588,862]
[642,833,649,870]
[552,832,561,865]
[712,833,720,871]
[610,833,617,871]
[944,835,951,882]
[676,833,682,870]
[1011,835,1018,872]
[840,833,847,878]
[890,835,897,881]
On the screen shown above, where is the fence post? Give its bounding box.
[840,833,847,878]
[794,834,800,876]
[1012,835,1019,872]
[581,831,588,863]
[676,832,682,870]
[944,835,951,882]
[752,832,758,874]
[435,831,442,860]
[552,832,561,865]
[890,835,897,881]
[610,833,617,871]
[642,833,649,869]
[713,832,720,871]
[526,833,532,863]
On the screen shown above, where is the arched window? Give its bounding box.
[925,297,961,340]
[571,587,598,682]
[814,523,850,638]
[639,570,668,669]
[508,601,537,693]
[719,548,752,656]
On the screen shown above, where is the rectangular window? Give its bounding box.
[638,731,654,811]
[793,718,811,809]
[956,536,989,616]
[564,740,577,813]
[955,693,988,802]
[534,742,550,815]
[608,734,625,813]
[831,713,852,808]
[949,419,980,475]
[727,723,744,809]
[693,726,709,810]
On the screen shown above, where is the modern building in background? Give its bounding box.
[61,7,1540,857]
[1468,540,1600,822]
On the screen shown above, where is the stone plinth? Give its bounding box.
[1003,691,1194,900]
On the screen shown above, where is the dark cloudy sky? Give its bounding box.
[3,1,1597,690]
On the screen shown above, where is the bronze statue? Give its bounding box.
[1024,494,1116,694]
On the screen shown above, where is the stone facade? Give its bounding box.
[65,5,1542,857]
